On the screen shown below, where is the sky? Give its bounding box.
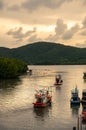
[0,0,86,48]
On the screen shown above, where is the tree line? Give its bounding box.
[0,57,28,79]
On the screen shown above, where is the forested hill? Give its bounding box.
[0,41,86,65]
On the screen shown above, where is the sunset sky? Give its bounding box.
[0,0,86,48]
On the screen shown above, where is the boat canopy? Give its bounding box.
[71,87,78,96]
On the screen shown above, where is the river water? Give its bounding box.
[0,65,86,130]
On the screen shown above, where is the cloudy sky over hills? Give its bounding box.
[0,0,86,48]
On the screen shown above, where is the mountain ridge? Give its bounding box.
[0,41,86,65]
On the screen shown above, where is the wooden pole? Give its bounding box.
[73,126,76,130]
[77,115,79,130]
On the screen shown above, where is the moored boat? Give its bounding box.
[81,106,86,122]
[81,89,86,104]
[83,72,86,79]
[70,87,80,104]
[33,88,52,108]
[54,74,63,86]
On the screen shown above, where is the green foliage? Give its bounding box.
[0,41,86,65]
[0,57,28,79]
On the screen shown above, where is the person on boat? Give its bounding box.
[46,90,49,96]
[55,75,59,83]
[46,90,52,105]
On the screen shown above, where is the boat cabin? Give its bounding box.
[71,87,78,97]
[82,89,86,98]
[54,74,63,85]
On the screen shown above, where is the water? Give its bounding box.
[0,65,86,130]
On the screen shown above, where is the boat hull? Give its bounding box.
[82,110,86,123]
[70,101,80,104]
[54,82,63,85]
[33,102,51,108]
[81,99,86,104]
[70,98,80,104]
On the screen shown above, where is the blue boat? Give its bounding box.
[70,87,80,104]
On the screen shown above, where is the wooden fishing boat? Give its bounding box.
[54,74,63,86]
[70,87,80,104]
[81,89,86,104]
[83,72,86,79]
[81,106,86,122]
[33,88,52,108]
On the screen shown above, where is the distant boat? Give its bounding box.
[27,69,32,75]
[70,87,80,104]
[81,89,86,104]
[33,88,52,108]
[83,72,86,79]
[54,74,63,86]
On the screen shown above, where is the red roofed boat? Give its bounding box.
[82,106,86,122]
[33,88,52,108]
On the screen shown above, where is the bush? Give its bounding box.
[0,57,28,79]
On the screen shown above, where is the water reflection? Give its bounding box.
[0,78,22,95]
[55,85,62,90]
[80,104,86,125]
[0,78,21,89]
[33,107,50,119]
[83,78,86,83]
[0,65,86,130]
[70,104,80,116]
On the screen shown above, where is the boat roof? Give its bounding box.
[71,87,78,93]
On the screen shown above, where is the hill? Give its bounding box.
[0,41,86,65]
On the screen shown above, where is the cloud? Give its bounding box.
[0,0,4,10]
[7,5,20,11]
[76,41,86,48]
[21,0,69,11]
[62,24,80,40]
[83,0,86,5]
[6,27,36,41]
[45,19,80,42]
[80,29,86,36]
[82,16,86,28]
[45,34,59,42]
[55,19,67,36]
[27,34,41,43]
[44,19,81,42]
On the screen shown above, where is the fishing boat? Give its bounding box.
[81,106,86,122]
[70,87,80,104]
[81,89,86,104]
[54,74,63,85]
[83,72,86,79]
[33,88,52,108]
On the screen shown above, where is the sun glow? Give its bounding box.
[67,21,76,29]
[37,25,55,32]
